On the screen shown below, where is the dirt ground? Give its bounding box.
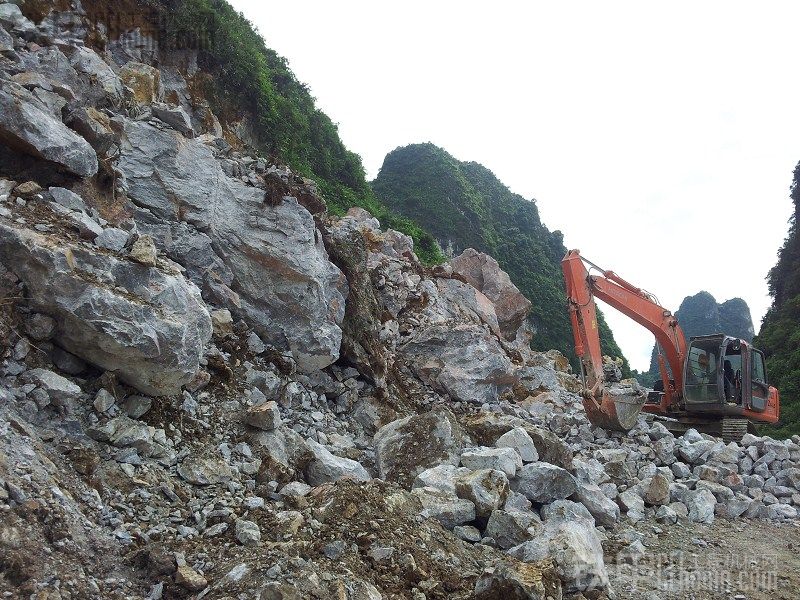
[606,518,800,599]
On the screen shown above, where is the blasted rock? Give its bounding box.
[374,407,463,488]
[117,120,346,372]
[0,79,97,177]
[449,248,532,341]
[509,518,608,593]
[0,222,212,395]
[305,440,371,486]
[512,462,577,504]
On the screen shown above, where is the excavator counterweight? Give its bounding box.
[561,249,780,440]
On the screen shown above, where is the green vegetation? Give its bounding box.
[157,0,443,264]
[639,292,754,387]
[754,161,800,439]
[372,143,630,371]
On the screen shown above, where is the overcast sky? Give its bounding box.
[229,0,799,371]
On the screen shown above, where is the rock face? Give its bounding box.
[0,80,97,177]
[117,121,347,372]
[0,221,211,395]
[450,248,532,341]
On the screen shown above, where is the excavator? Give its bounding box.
[561,249,780,442]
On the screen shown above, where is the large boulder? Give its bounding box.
[512,462,578,504]
[0,79,97,177]
[374,407,463,488]
[449,248,532,341]
[508,517,608,593]
[304,440,371,486]
[399,324,517,404]
[454,469,510,517]
[474,560,562,600]
[117,120,346,372]
[0,221,211,395]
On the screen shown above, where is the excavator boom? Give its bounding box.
[561,249,688,430]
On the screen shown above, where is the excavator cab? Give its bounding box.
[683,334,774,417]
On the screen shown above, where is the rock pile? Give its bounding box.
[0,2,798,599]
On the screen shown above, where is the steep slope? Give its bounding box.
[755,161,800,438]
[74,0,444,264]
[372,143,629,372]
[640,292,755,386]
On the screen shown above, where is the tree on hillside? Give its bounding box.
[754,161,800,438]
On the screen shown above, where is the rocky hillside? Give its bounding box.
[640,292,754,387]
[372,143,630,374]
[755,161,800,439]
[2,2,800,599]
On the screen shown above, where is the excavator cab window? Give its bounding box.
[723,341,743,404]
[749,349,768,411]
[684,339,721,404]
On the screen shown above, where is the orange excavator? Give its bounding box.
[561,250,780,441]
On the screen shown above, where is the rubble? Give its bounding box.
[0,5,798,598]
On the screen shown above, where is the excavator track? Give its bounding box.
[720,417,748,444]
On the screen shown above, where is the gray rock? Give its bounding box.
[508,519,608,593]
[373,407,462,488]
[25,313,56,341]
[512,462,577,504]
[129,235,158,266]
[454,469,510,517]
[121,395,153,419]
[177,455,233,486]
[541,499,595,524]
[0,222,212,396]
[655,505,678,524]
[234,519,261,546]
[495,427,539,463]
[453,525,482,543]
[95,228,130,252]
[0,80,97,177]
[485,509,540,549]
[413,464,470,495]
[24,368,81,399]
[686,489,716,524]
[250,427,310,482]
[245,401,281,431]
[617,490,645,522]
[51,347,87,375]
[305,439,370,486]
[474,561,560,600]
[280,481,313,497]
[400,323,517,404]
[117,121,346,372]
[449,248,532,341]
[93,389,116,413]
[766,503,797,520]
[643,473,671,506]
[152,103,195,136]
[461,447,522,477]
[413,487,476,529]
[678,439,716,465]
[0,24,12,55]
[576,482,620,527]
[49,187,87,212]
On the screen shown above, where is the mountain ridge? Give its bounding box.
[372,142,630,372]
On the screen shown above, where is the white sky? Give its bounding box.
[229,0,799,371]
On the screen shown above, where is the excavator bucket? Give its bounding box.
[582,388,647,431]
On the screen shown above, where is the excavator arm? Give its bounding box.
[561,249,688,430]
